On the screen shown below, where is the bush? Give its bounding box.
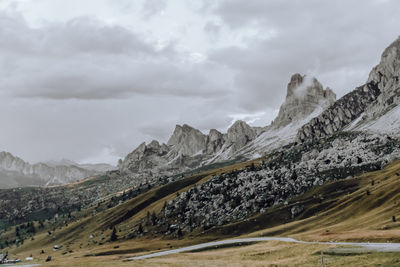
[110,227,118,241]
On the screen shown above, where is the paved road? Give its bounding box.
[2,265,40,267]
[125,237,400,261]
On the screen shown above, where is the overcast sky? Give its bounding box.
[0,0,399,165]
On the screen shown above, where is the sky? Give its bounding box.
[0,0,399,165]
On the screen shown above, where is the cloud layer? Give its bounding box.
[206,0,400,110]
[0,0,399,164]
[0,12,227,100]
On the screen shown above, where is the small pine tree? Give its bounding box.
[393,216,396,222]
[28,222,36,234]
[110,227,118,241]
[151,212,157,226]
[177,228,183,238]
[138,223,143,234]
[15,226,20,238]
[250,162,255,171]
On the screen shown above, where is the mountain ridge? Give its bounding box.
[0,151,115,188]
[297,36,400,142]
[118,74,336,176]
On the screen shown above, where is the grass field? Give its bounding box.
[4,159,400,266]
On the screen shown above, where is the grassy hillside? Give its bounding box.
[3,158,400,266]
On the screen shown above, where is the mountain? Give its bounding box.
[272,73,336,128]
[0,152,115,188]
[125,35,400,234]
[297,36,400,142]
[119,74,336,175]
[2,37,400,264]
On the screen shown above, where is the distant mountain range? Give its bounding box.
[0,152,115,188]
[118,72,337,175]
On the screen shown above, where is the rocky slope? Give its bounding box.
[157,132,399,232]
[119,74,335,176]
[0,152,115,188]
[297,36,400,142]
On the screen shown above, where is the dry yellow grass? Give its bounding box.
[6,159,400,266]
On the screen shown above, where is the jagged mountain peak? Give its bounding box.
[226,120,257,153]
[228,120,253,133]
[148,140,161,148]
[286,73,306,98]
[208,128,222,136]
[168,124,205,145]
[378,36,400,65]
[272,74,336,129]
[362,36,400,120]
[368,36,400,87]
[297,36,400,142]
[167,124,207,156]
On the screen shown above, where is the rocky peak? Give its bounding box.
[297,36,400,142]
[208,129,223,141]
[364,36,400,117]
[125,140,169,160]
[286,73,304,98]
[134,142,147,155]
[226,120,257,152]
[206,129,224,154]
[146,140,168,153]
[272,74,336,128]
[369,36,400,84]
[118,139,170,173]
[0,151,31,173]
[167,124,207,156]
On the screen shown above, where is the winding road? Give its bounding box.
[125,237,400,261]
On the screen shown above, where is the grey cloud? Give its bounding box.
[207,0,400,110]
[204,21,222,40]
[0,12,227,100]
[141,0,167,18]
[1,0,400,165]
[139,124,173,142]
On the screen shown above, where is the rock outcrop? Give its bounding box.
[225,120,257,153]
[119,74,336,175]
[118,141,169,173]
[364,36,400,118]
[206,129,224,154]
[296,36,400,142]
[296,82,381,142]
[167,124,207,156]
[272,74,336,128]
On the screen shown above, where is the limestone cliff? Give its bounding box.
[272,74,336,128]
[297,36,400,142]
